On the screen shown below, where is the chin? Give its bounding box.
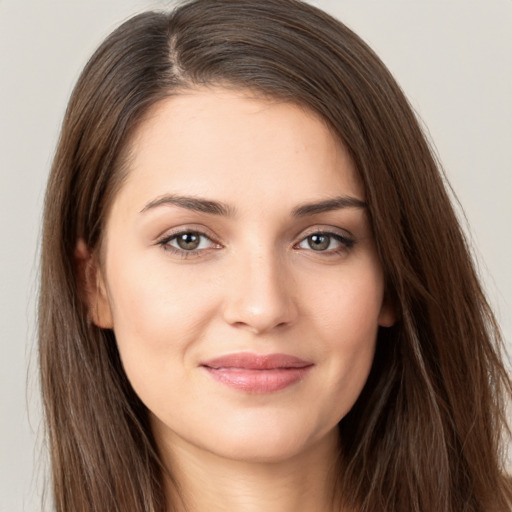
[194,415,338,464]
[205,437,313,464]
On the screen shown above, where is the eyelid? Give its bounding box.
[154,224,355,259]
[294,226,356,253]
[297,225,355,242]
[156,226,223,257]
[154,223,218,241]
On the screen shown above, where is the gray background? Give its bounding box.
[1,1,511,510]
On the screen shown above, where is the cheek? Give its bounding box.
[303,262,384,403]
[307,261,385,341]
[108,252,217,332]
[104,256,220,394]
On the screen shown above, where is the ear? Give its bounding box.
[378,294,397,328]
[74,239,114,329]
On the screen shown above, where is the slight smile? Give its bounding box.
[201,353,314,393]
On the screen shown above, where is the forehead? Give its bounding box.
[117,87,364,213]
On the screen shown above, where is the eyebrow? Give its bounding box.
[140,194,366,217]
[291,196,367,216]
[140,194,235,216]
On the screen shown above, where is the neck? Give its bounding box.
[156,425,343,512]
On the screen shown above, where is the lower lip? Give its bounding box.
[203,366,313,393]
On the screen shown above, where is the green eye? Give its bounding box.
[159,231,216,254]
[297,231,355,253]
[306,234,331,251]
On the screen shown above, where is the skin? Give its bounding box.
[82,87,395,512]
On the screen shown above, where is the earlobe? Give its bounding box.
[378,298,397,328]
[74,239,114,329]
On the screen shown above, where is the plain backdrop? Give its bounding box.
[0,1,511,510]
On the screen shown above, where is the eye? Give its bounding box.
[158,230,219,255]
[297,231,354,253]
[172,232,207,251]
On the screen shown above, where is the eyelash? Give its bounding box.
[156,228,355,259]
[295,231,355,255]
[157,230,220,259]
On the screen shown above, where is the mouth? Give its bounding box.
[200,352,314,393]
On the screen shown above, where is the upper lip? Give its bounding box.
[201,352,313,370]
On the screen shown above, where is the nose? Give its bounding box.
[221,246,298,334]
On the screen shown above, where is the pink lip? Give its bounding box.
[200,353,313,393]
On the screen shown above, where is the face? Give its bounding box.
[87,88,395,464]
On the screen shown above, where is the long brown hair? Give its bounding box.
[39,1,512,510]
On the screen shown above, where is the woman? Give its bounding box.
[38,0,512,510]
